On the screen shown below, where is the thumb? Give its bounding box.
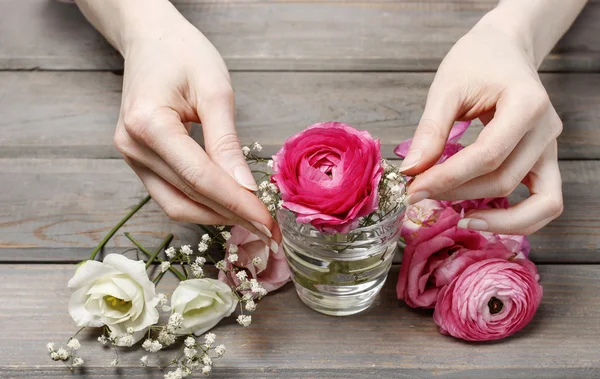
[198,87,258,192]
[400,84,460,175]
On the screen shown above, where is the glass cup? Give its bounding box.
[277,205,405,316]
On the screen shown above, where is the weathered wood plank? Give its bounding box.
[0,0,599,72]
[1,264,599,378]
[0,159,598,263]
[1,71,599,159]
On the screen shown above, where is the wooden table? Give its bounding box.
[1,1,599,378]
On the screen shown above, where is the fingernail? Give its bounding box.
[234,166,258,192]
[458,218,489,231]
[256,232,271,247]
[251,221,272,238]
[270,240,279,254]
[404,190,430,206]
[399,151,421,172]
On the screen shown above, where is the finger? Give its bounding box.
[197,84,258,191]
[118,114,277,249]
[432,112,561,201]
[124,157,232,225]
[406,86,549,205]
[478,110,495,126]
[117,125,275,242]
[457,144,563,235]
[399,81,460,175]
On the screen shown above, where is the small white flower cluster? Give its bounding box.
[167,312,184,334]
[242,142,262,157]
[192,256,206,278]
[142,339,163,353]
[258,180,282,215]
[158,293,171,312]
[47,338,84,368]
[163,233,219,279]
[95,326,138,351]
[232,277,268,327]
[162,333,225,378]
[378,159,407,213]
[236,315,252,327]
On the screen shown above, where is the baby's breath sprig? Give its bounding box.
[160,333,225,378]
[46,327,88,371]
[164,230,269,331]
[243,142,273,182]
[375,158,407,219]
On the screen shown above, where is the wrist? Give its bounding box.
[471,2,538,67]
[75,0,187,57]
[117,0,187,56]
[471,0,588,69]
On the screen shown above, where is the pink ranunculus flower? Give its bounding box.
[271,122,383,234]
[396,207,519,308]
[218,226,291,292]
[394,121,470,163]
[434,258,543,341]
[401,199,446,245]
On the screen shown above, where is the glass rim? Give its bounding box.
[277,203,405,242]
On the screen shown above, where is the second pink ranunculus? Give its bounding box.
[434,258,543,341]
[218,226,291,292]
[271,122,383,234]
[396,207,517,308]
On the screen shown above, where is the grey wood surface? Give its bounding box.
[1,1,599,377]
[1,71,600,160]
[1,0,599,72]
[0,158,599,264]
[1,264,599,379]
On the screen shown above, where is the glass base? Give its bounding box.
[292,274,387,316]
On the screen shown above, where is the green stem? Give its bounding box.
[145,234,173,269]
[250,170,270,176]
[89,195,151,261]
[71,327,86,339]
[198,224,219,240]
[124,232,186,281]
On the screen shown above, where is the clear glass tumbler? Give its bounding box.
[277,206,404,316]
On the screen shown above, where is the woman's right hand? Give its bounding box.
[106,1,279,250]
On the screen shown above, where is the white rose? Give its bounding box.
[170,279,238,336]
[68,254,160,345]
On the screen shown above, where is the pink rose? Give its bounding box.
[482,233,531,257]
[218,226,291,292]
[271,122,383,234]
[397,208,510,308]
[401,199,446,245]
[442,196,509,214]
[441,196,530,256]
[394,121,470,163]
[434,258,543,341]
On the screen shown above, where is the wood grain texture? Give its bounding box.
[1,264,599,378]
[0,158,598,263]
[1,71,599,159]
[0,0,599,72]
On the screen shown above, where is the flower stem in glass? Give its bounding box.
[88,195,151,261]
[124,232,186,281]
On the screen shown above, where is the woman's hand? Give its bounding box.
[399,1,588,235]
[75,0,278,249]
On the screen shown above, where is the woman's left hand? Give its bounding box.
[399,7,564,235]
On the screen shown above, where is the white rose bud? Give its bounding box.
[170,279,237,336]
